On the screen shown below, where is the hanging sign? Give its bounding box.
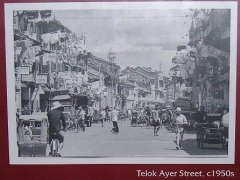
[21,74,34,82]
[36,74,48,84]
[19,66,30,75]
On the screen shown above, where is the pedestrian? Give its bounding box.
[105,106,110,121]
[221,109,229,147]
[152,111,160,136]
[195,106,207,124]
[128,108,132,119]
[100,108,106,127]
[172,107,188,150]
[16,108,21,139]
[165,105,173,130]
[87,105,94,127]
[195,106,207,140]
[158,108,163,129]
[144,106,152,126]
[111,107,119,134]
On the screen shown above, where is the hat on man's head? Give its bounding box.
[51,101,62,110]
[176,107,181,112]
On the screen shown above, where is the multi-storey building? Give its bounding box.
[121,66,166,109]
[169,9,230,113]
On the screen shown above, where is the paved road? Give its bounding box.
[61,119,228,157]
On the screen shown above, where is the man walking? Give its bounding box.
[111,107,119,134]
[152,111,160,136]
[100,108,106,127]
[165,105,173,130]
[173,107,188,150]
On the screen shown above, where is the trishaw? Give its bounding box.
[131,110,138,126]
[17,113,48,157]
[131,110,148,127]
[197,125,225,149]
[196,113,227,149]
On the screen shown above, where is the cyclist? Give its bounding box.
[76,106,86,132]
[111,107,119,134]
[47,101,66,157]
[195,106,207,140]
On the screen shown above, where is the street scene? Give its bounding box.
[13,8,230,158]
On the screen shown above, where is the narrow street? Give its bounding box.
[12,9,232,160]
[61,119,227,157]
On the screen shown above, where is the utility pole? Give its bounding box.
[108,49,116,108]
[173,71,177,101]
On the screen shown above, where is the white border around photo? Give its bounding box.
[5,1,238,164]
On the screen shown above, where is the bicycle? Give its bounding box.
[76,118,85,132]
[50,137,59,157]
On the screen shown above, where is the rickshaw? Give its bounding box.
[131,110,138,126]
[17,113,48,157]
[196,121,226,149]
[131,109,148,127]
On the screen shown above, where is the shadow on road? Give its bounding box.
[181,139,228,156]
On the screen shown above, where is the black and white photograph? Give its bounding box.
[5,2,237,164]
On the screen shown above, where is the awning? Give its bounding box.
[42,86,51,92]
[50,94,71,101]
[35,49,53,56]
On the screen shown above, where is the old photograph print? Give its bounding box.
[5,2,237,164]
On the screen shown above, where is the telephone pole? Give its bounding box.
[108,49,116,108]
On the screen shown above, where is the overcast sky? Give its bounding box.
[54,9,191,75]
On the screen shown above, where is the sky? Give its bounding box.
[53,9,191,75]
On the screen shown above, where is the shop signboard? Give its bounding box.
[36,74,48,84]
[21,74,33,82]
[15,76,21,89]
[19,66,30,75]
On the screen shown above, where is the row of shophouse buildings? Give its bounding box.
[14,9,230,115]
[168,9,230,114]
[14,10,167,115]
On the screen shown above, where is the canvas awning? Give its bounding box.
[50,94,71,101]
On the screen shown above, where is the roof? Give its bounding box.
[89,54,121,70]
[120,80,135,87]
[123,67,155,80]
[35,49,53,56]
[19,113,47,121]
[51,94,71,101]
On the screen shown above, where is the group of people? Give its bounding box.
[46,102,121,156]
[140,105,188,150]
[38,101,230,156]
